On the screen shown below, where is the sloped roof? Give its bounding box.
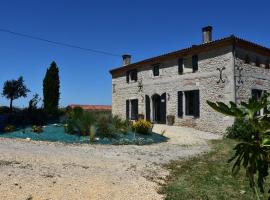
[69,104,112,111]
[109,35,270,75]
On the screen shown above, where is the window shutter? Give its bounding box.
[126,100,129,120]
[192,55,198,72]
[134,99,138,120]
[194,90,200,117]
[178,91,183,117]
[134,70,138,81]
[178,58,183,74]
[126,71,129,83]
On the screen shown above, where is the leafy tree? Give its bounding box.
[207,93,270,200]
[2,76,30,111]
[28,93,41,110]
[43,61,60,116]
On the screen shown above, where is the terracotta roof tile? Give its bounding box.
[69,104,112,111]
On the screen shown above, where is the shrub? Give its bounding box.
[138,114,144,120]
[32,125,43,133]
[95,115,130,138]
[132,120,152,135]
[95,115,115,138]
[89,125,95,143]
[167,115,175,126]
[4,125,16,132]
[226,118,254,140]
[65,107,94,136]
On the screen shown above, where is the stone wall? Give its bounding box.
[112,46,236,133]
[234,47,270,103]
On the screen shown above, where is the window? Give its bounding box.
[126,71,130,83]
[255,57,260,67]
[130,99,138,120]
[192,55,198,72]
[126,99,138,120]
[252,89,267,116]
[178,58,183,74]
[130,70,137,81]
[126,70,137,83]
[266,60,270,69]
[244,55,250,64]
[153,65,159,76]
[185,90,200,117]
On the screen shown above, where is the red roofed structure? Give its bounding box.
[69,104,112,112]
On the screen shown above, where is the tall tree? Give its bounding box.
[2,76,30,110]
[43,61,60,116]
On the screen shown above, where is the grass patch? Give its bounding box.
[160,139,270,200]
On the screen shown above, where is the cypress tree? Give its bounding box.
[43,61,60,116]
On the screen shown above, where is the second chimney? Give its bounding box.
[122,54,131,66]
[202,26,213,43]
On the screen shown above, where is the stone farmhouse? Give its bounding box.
[109,26,270,133]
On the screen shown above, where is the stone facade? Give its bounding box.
[111,39,270,134]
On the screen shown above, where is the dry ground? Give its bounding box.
[0,125,220,200]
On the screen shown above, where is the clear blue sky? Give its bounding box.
[0,0,269,108]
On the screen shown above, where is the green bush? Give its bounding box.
[4,125,16,132]
[65,107,94,136]
[95,115,130,138]
[226,118,255,140]
[32,125,43,133]
[132,120,152,135]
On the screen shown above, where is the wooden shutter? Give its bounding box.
[178,91,183,117]
[131,99,139,120]
[145,95,150,121]
[134,70,138,81]
[194,90,200,118]
[126,100,129,120]
[192,55,198,72]
[126,71,130,83]
[178,58,183,74]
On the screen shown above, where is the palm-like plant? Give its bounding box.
[207,93,270,200]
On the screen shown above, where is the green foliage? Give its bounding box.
[95,115,116,138]
[32,125,43,133]
[65,107,94,136]
[89,125,95,143]
[2,76,30,110]
[167,115,175,126]
[226,118,255,140]
[43,61,60,116]
[132,120,152,135]
[207,93,270,199]
[160,139,269,200]
[28,93,41,110]
[4,125,16,132]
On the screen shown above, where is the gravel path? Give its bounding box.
[0,125,221,200]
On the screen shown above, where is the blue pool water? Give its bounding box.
[0,124,168,145]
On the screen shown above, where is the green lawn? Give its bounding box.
[160,139,270,200]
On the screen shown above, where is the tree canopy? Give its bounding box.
[43,61,60,116]
[2,76,30,110]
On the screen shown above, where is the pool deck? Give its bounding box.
[0,125,220,200]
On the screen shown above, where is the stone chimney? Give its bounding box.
[122,54,131,66]
[202,26,213,43]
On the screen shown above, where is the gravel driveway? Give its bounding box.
[0,125,220,200]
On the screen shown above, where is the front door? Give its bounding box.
[152,93,166,124]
